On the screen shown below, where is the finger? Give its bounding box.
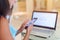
[24,19,29,24]
[18,19,30,32]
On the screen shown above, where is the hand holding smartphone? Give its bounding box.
[25,18,37,29]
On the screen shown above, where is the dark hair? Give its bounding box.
[0,0,12,18]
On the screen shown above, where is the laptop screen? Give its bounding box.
[32,11,58,30]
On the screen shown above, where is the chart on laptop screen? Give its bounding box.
[32,12,57,28]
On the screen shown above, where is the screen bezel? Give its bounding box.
[31,11,58,30]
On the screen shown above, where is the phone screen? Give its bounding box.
[25,18,37,29]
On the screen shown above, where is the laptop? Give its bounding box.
[30,11,58,38]
[22,11,58,38]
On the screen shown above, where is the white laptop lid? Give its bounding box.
[32,11,58,30]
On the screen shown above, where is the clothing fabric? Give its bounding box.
[9,24,17,38]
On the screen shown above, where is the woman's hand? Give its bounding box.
[19,19,29,31]
[23,23,33,40]
[16,19,33,37]
[16,19,33,40]
[16,19,29,35]
[26,24,33,34]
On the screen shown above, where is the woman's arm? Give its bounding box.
[0,17,14,40]
[23,25,33,40]
[16,19,29,36]
[23,32,30,40]
[16,24,33,40]
[16,19,33,40]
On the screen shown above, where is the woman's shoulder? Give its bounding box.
[0,16,8,22]
[0,16,8,26]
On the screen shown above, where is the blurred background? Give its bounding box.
[12,0,60,29]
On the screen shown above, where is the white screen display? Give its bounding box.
[33,12,57,28]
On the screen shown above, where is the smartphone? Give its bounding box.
[25,18,37,29]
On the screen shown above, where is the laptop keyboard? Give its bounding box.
[22,28,54,38]
[32,28,54,34]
